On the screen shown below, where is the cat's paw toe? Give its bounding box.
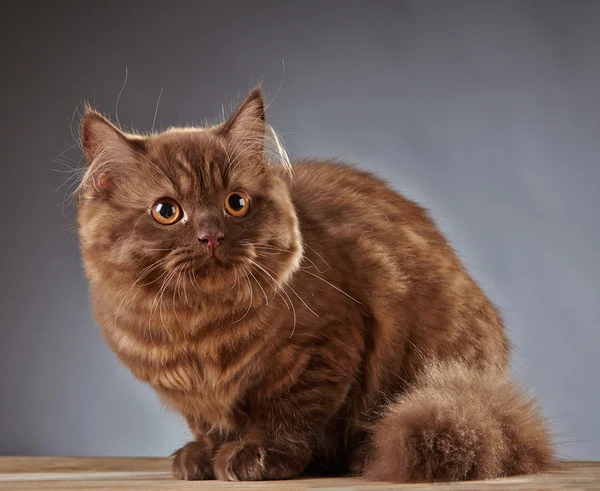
[213,440,311,481]
[347,449,371,476]
[172,441,214,480]
[213,441,266,481]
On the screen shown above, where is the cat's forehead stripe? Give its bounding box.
[175,150,197,176]
[174,155,198,196]
[168,144,226,198]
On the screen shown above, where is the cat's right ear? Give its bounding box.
[217,87,266,150]
[80,110,140,192]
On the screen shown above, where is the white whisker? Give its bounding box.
[301,270,362,305]
[247,266,269,306]
[231,264,254,324]
[246,259,298,337]
[253,260,318,318]
[115,67,128,128]
[152,87,163,133]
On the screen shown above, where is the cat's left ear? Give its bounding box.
[218,87,266,151]
[81,111,140,164]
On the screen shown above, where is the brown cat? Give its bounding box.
[77,87,554,482]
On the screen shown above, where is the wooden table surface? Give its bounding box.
[0,458,598,490]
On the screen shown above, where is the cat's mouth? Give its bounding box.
[165,249,242,281]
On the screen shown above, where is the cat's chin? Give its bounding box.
[185,257,238,291]
[196,257,226,276]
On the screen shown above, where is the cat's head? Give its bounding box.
[77,88,302,313]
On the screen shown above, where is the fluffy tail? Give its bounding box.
[365,361,555,482]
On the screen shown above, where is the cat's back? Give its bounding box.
[289,159,460,301]
[290,160,448,249]
[291,160,411,210]
[289,160,508,372]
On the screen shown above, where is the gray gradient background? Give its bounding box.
[1,1,598,459]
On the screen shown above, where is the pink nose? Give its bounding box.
[198,231,224,251]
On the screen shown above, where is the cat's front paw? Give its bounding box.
[213,441,265,481]
[172,441,214,480]
[347,447,371,476]
[213,440,308,481]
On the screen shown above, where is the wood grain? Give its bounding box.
[0,458,597,490]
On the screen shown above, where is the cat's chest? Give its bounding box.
[103,321,261,426]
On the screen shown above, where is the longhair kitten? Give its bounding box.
[77,87,554,482]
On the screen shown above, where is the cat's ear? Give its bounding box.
[80,110,141,192]
[218,87,266,151]
[81,110,138,164]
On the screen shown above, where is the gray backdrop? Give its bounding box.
[1,1,598,459]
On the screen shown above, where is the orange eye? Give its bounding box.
[225,191,250,217]
[151,198,182,225]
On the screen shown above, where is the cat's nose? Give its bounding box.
[198,231,224,251]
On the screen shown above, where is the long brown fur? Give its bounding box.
[76,87,555,482]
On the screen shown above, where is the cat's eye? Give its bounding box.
[151,198,182,225]
[225,191,250,217]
